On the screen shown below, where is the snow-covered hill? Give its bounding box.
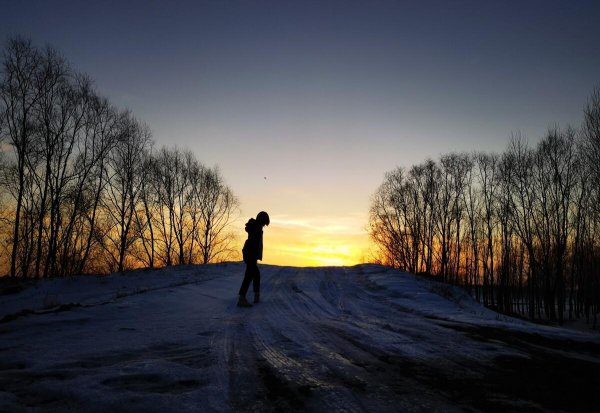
[1,264,599,412]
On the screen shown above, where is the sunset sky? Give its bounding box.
[2,0,600,266]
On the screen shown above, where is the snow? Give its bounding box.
[1,264,599,412]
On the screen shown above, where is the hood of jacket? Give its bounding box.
[245,218,259,233]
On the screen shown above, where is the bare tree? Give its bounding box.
[462,153,481,296]
[368,89,600,325]
[506,134,539,317]
[583,87,600,189]
[152,147,178,267]
[475,152,499,307]
[134,149,157,269]
[581,87,600,326]
[1,37,241,277]
[141,148,238,266]
[30,48,86,277]
[369,168,408,269]
[102,112,151,272]
[194,166,238,264]
[369,164,441,273]
[496,151,515,313]
[536,127,579,322]
[66,92,119,275]
[418,160,440,274]
[445,153,472,282]
[0,37,43,276]
[172,150,195,265]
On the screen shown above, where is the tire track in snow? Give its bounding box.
[282,267,464,411]
[250,266,403,412]
[212,266,462,411]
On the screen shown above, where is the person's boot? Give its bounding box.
[237,296,252,307]
[254,292,260,304]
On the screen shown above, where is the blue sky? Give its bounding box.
[2,0,599,264]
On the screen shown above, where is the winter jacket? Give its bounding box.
[242,218,263,262]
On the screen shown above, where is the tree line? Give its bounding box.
[369,88,600,326]
[0,37,238,277]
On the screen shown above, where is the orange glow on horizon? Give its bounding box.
[244,214,371,267]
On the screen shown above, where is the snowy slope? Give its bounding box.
[1,264,599,412]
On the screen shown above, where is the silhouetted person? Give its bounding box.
[238,211,270,307]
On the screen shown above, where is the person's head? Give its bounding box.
[256,211,270,227]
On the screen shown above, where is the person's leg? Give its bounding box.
[251,262,261,303]
[238,262,253,297]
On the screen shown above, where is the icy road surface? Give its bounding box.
[1,264,599,412]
